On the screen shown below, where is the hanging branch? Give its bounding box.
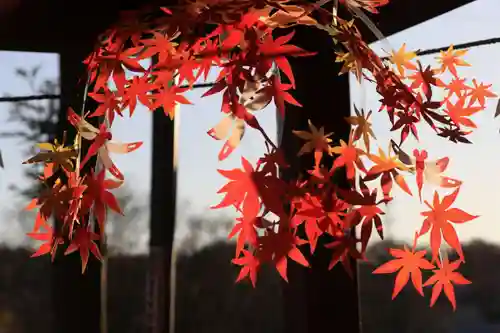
[20,0,496,312]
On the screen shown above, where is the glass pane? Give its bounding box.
[352,2,500,331]
[174,70,284,333]
[0,51,59,333]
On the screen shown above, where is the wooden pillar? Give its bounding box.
[279,25,361,333]
[147,73,179,333]
[53,43,102,333]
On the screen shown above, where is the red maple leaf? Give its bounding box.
[87,48,144,92]
[213,157,261,214]
[82,169,123,231]
[408,62,444,98]
[27,180,87,231]
[259,229,309,282]
[291,194,326,253]
[88,88,124,126]
[325,234,363,277]
[119,74,154,116]
[65,227,103,274]
[391,111,419,144]
[150,85,192,119]
[26,223,64,262]
[193,38,222,81]
[228,198,259,256]
[136,31,177,64]
[232,249,260,287]
[257,31,314,87]
[267,75,302,118]
[339,180,388,252]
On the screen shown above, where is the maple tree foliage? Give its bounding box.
[20,0,498,310]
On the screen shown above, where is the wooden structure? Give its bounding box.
[0,1,477,333]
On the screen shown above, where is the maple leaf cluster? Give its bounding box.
[21,0,497,310]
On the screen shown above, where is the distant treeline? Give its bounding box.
[1,239,500,333]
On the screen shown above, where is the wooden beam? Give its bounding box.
[0,0,477,53]
[52,40,103,333]
[0,0,145,52]
[279,24,360,333]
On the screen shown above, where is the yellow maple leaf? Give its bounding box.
[336,50,363,80]
[389,43,417,76]
[436,45,470,78]
[22,137,78,173]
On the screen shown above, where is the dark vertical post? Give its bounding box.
[53,45,102,333]
[147,66,179,333]
[278,26,361,333]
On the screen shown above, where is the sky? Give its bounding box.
[0,0,499,250]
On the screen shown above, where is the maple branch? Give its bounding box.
[74,75,92,179]
[257,125,278,151]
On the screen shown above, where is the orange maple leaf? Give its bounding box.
[467,78,497,108]
[443,77,470,100]
[365,145,412,198]
[445,96,482,128]
[373,243,434,298]
[330,131,366,179]
[389,43,417,77]
[424,256,471,310]
[436,45,470,78]
[419,188,478,261]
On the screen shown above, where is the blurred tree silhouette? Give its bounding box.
[176,214,233,254]
[0,66,149,251]
[0,65,59,198]
[1,238,500,333]
[106,186,148,255]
